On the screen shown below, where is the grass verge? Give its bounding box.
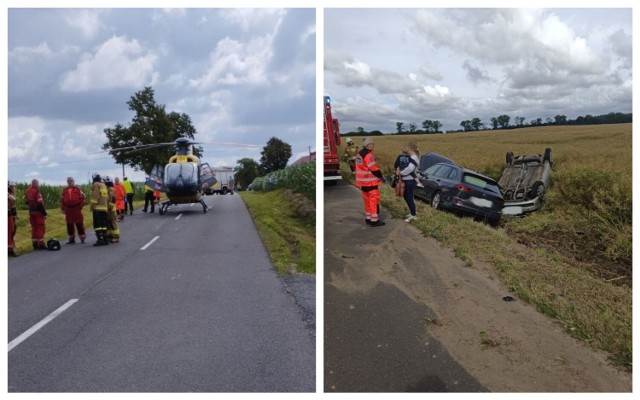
[341,166,631,371]
[240,189,315,275]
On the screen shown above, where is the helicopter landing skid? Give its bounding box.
[157,200,208,214]
[159,201,171,215]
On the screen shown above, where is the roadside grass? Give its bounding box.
[341,123,632,370]
[240,189,315,275]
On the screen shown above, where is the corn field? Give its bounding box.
[248,162,315,199]
[11,182,147,210]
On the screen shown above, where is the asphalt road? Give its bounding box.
[8,194,315,392]
[324,180,486,392]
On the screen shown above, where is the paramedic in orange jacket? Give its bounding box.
[355,137,386,227]
[114,177,126,221]
[60,176,87,244]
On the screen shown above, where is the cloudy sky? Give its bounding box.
[7,7,316,185]
[324,8,632,133]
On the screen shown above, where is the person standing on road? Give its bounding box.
[60,176,87,244]
[90,174,110,246]
[394,146,419,222]
[104,177,120,243]
[343,137,358,174]
[122,176,135,215]
[355,137,386,227]
[8,181,18,257]
[142,179,155,213]
[114,177,126,221]
[24,179,47,250]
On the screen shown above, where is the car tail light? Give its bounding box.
[455,184,473,192]
[496,197,504,204]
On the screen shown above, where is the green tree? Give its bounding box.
[497,114,511,129]
[396,122,404,134]
[471,117,483,131]
[102,87,199,174]
[356,127,366,134]
[554,114,568,125]
[460,120,472,131]
[431,120,442,133]
[259,137,292,174]
[490,117,499,130]
[408,122,417,133]
[234,158,261,189]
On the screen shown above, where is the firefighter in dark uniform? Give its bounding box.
[355,137,386,227]
[90,174,110,246]
[104,176,120,243]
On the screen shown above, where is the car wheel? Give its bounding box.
[430,191,441,209]
[529,181,545,200]
[506,151,514,165]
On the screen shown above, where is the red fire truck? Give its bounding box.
[324,96,341,182]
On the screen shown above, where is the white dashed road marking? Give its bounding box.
[8,299,79,352]
[141,236,160,250]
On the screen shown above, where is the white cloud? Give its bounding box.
[9,42,53,62]
[60,35,159,92]
[220,8,285,32]
[8,117,53,164]
[65,9,104,40]
[189,35,273,89]
[152,8,187,22]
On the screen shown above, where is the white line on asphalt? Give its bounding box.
[141,235,160,250]
[175,214,182,220]
[8,299,79,352]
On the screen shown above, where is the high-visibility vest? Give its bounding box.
[122,179,134,194]
[355,149,382,187]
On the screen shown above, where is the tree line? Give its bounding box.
[342,112,631,136]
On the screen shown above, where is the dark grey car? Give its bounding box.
[414,159,504,225]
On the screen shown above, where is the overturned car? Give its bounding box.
[498,148,552,216]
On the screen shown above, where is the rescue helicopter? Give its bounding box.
[104,137,254,215]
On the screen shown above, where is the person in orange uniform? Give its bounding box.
[114,177,126,221]
[355,137,386,227]
[24,179,47,249]
[60,176,87,244]
[8,181,18,257]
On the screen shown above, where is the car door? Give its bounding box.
[416,164,450,201]
[431,164,455,199]
[416,163,441,200]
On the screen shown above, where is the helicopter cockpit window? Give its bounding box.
[165,162,198,184]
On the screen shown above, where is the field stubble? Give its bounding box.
[343,123,631,369]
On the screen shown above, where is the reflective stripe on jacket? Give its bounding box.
[90,182,109,212]
[355,149,382,187]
